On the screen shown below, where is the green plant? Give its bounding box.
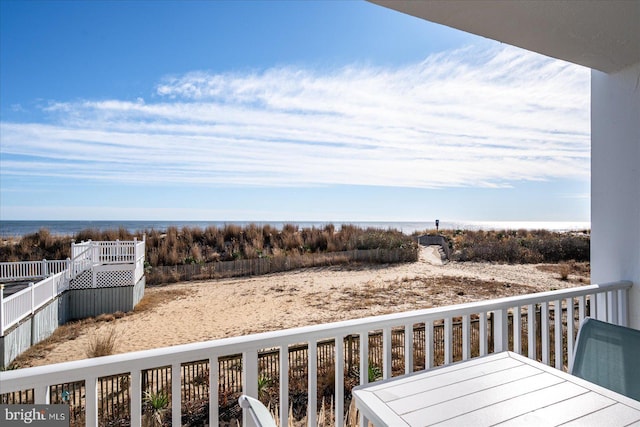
[143,390,169,426]
[368,364,383,383]
[257,374,272,401]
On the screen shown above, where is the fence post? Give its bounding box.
[0,284,4,336]
[42,259,48,277]
[30,282,35,314]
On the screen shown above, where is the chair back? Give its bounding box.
[571,317,640,401]
[238,395,277,427]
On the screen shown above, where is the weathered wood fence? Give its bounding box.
[148,248,417,284]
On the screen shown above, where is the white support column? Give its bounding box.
[591,63,640,330]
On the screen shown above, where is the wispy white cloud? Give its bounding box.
[0,45,590,189]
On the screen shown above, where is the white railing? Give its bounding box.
[0,280,631,427]
[72,239,144,267]
[0,260,69,282]
[70,239,145,279]
[1,239,145,335]
[0,271,69,335]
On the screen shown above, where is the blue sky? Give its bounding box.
[0,1,590,222]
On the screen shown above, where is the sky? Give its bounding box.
[0,0,591,223]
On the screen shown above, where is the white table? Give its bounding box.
[352,351,640,426]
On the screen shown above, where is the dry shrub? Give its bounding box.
[86,326,119,358]
[134,289,188,313]
[558,263,572,281]
[96,313,116,322]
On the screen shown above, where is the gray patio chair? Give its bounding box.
[238,395,277,427]
[571,317,640,401]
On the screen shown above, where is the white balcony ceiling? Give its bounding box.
[370,0,640,73]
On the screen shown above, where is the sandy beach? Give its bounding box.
[19,248,588,368]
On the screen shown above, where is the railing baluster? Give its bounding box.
[479,312,487,356]
[566,297,575,373]
[462,315,471,360]
[598,291,605,320]
[209,355,219,426]
[382,327,392,379]
[34,384,49,404]
[242,350,259,427]
[404,323,413,374]
[359,330,370,427]
[528,304,536,359]
[335,335,344,427]
[494,309,509,353]
[554,299,563,369]
[307,340,317,427]
[131,369,142,427]
[279,347,289,427]
[618,289,629,326]
[444,317,453,364]
[541,302,550,365]
[86,376,98,427]
[171,363,181,426]
[425,320,434,369]
[513,307,521,355]
[609,290,619,324]
[359,332,369,385]
[578,296,586,324]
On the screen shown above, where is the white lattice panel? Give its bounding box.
[70,270,93,289]
[69,269,134,289]
[96,270,133,288]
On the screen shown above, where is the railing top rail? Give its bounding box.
[1,280,631,390]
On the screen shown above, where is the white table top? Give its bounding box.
[352,351,640,426]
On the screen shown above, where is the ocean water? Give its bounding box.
[0,220,591,238]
